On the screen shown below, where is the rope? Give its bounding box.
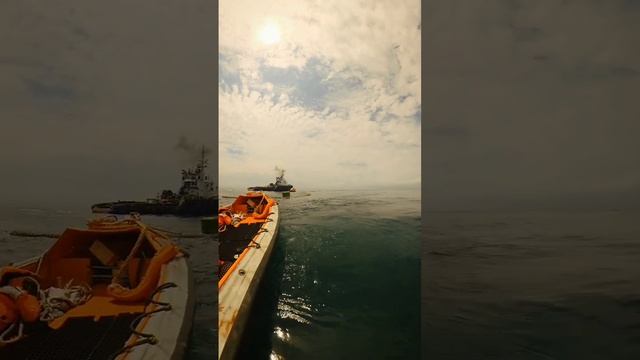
[108,337,157,360]
[247,239,262,249]
[0,285,27,344]
[150,226,203,239]
[39,279,92,322]
[246,228,269,249]
[0,321,24,345]
[0,276,85,344]
[147,283,177,307]
[108,282,177,360]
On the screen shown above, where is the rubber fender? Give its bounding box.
[0,294,18,334]
[107,245,179,302]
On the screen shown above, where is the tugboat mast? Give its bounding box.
[200,146,207,174]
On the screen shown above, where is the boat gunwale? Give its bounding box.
[217,219,269,289]
[117,254,194,360]
[217,195,276,289]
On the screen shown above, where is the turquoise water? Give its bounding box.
[223,189,421,359]
[0,206,216,359]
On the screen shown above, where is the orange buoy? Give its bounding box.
[0,293,19,334]
[0,284,41,332]
[218,213,232,226]
[15,294,40,323]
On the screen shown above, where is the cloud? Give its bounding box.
[219,0,421,189]
[0,2,217,207]
[23,78,75,101]
[424,0,640,209]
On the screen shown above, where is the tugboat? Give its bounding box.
[247,167,296,192]
[91,147,217,216]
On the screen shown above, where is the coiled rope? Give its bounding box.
[39,279,92,322]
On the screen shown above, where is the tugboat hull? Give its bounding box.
[248,167,295,192]
[176,198,219,216]
[91,198,218,217]
[247,184,293,192]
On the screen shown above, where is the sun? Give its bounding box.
[258,22,281,45]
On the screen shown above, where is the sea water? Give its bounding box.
[423,210,640,359]
[222,189,421,359]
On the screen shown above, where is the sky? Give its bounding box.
[219,0,421,190]
[3,1,636,210]
[424,0,640,210]
[0,2,217,208]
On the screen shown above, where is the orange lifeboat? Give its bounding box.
[0,216,194,359]
[217,192,280,360]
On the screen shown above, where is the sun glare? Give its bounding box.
[258,22,281,45]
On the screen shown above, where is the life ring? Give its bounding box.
[107,245,179,302]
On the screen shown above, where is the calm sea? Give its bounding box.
[423,210,640,359]
[0,205,216,360]
[221,189,421,360]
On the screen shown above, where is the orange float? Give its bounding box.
[0,285,41,337]
[107,244,179,302]
[0,293,18,334]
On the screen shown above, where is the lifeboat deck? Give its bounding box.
[0,314,138,360]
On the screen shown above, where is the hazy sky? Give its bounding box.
[0,2,216,208]
[219,0,421,189]
[425,0,640,210]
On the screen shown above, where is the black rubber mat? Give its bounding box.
[218,261,234,279]
[0,314,139,360]
[218,222,265,280]
[219,222,263,262]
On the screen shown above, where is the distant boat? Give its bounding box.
[0,215,194,360]
[248,167,296,192]
[91,147,217,216]
[218,192,280,360]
